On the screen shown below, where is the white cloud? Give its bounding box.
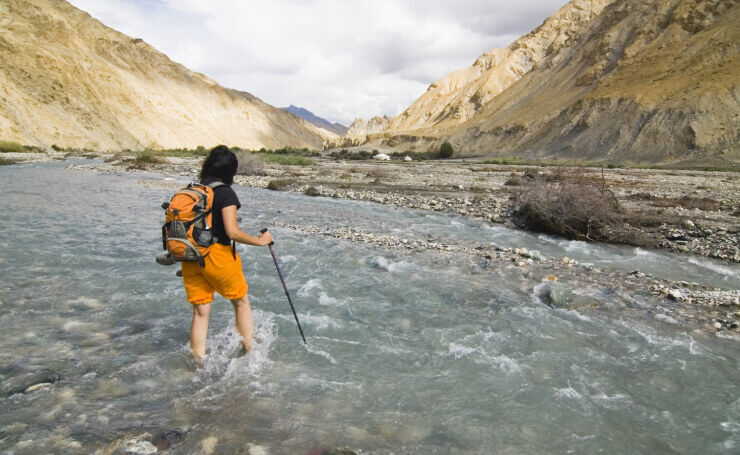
[67,0,565,125]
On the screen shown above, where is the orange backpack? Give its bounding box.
[161,182,224,266]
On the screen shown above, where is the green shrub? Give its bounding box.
[439,141,454,159]
[0,141,26,153]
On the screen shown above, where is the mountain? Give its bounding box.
[372,0,739,166]
[283,105,347,136]
[0,0,325,151]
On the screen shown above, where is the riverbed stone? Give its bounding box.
[112,438,157,455]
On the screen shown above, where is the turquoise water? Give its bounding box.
[0,161,738,454]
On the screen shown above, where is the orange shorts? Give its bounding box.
[182,243,248,305]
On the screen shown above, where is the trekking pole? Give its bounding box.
[261,228,307,344]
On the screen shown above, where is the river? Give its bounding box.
[1,161,738,454]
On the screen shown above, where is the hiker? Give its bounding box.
[181,145,273,359]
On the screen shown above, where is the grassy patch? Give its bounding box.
[259,153,314,166]
[258,146,320,157]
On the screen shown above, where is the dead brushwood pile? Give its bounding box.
[512,168,653,247]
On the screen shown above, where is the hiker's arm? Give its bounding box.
[222,205,273,246]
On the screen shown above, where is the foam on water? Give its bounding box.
[369,255,415,273]
[297,278,322,297]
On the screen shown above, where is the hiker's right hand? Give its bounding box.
[257,231,273,246]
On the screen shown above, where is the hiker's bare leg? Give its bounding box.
[190,303,211,360]
[231,295,253,353]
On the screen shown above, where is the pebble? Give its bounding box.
[668,289,683,301]
[115,439,157,455]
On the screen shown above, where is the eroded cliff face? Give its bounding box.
[370,0,739,165]
[0,0,325,151]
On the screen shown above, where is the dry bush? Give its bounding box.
[235,151,266,176]
[512,168,652,246]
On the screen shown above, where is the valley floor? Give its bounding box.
[6,149,739,263]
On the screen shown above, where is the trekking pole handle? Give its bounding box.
[260,228,275,246]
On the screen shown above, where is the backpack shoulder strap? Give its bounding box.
[207,181,226,189]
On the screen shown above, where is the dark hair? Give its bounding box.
[200,145,238,185]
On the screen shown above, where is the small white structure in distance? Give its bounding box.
[373,153,391,161]
[404,156,412,161]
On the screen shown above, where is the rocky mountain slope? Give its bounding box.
[387,0,612,133]
[0,0,325,151]
[370,0,739,166]
[283,105,346,136]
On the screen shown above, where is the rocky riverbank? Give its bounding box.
[272,221,739,335]
[8,152,739,334]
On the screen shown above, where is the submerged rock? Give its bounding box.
[547,283,574,308]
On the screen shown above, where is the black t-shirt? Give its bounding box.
[201,178,241,245]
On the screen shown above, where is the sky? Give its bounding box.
[68,0,566,126]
